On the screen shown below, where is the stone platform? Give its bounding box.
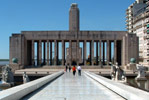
[15,68,147,77]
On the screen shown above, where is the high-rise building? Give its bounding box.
[126,0,149,66]
[126,4,134,33]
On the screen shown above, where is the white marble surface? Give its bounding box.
[22,72,125,100]
[85,71,149,100]
[0,71,64,100]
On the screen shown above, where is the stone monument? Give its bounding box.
[135,64,147,90]
[110,62,116,80]
[110,62,126,82]
[23,72,30,84]
[0,65,14,87]
[136,64,146,79]
[9,3,139,70]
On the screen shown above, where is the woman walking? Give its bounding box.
[72,66,76,76]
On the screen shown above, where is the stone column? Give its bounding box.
[92,40,94,65]
[47,40,49,65]
[114,40,117,64]
[69,40,72,66]
[122,37,126,66]
[99,40,102,67]
[84,40,86,65]
[77,40,79,65]
[96,41,98,65]
[37,42,39,66]
[43,42,46,65]
[109,41,111,62]
[107,40,109,66]
[62,40,65,66]
[103,41,105,65]
[57,42,59,65]
[32,40,34,66]
[90,42,91,65]
[50,41,52,65]
[54,40,57,65]
[39,40,42,66]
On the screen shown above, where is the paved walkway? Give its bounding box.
[22,72,125,100]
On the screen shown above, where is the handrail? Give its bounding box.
[84,71,149,100]
[0,71,64,100]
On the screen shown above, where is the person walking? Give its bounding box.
[72,66,76,76]
[77,65,81,76]
[69,65,71,72]
[65,65,68,72]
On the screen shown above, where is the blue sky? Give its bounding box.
[0,0,135,59]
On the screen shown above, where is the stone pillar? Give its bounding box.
[84,40,86,65]
[47,40,49,65]
[43,42,46,65]
[96,41,98,65]
[39,40,42,66]
[32,40,34,66]
[103,41,105,65]
[92,40,94,65]
[69,40,72,66]
[109,41,111,62]
[136,78,147,90]
[122,37,126,66]
[114,40,117,64]
[77,40,79,65]
[37,42,39,66]
[57,42,59,65]
[54,40,57,65]
[90,41,91,65]
[99,40,102,67]
[62,40,65,66]
[107,40,109,66]
[50,41,52,65]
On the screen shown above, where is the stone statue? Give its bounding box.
[136,64,146,79]
[114,62,126,81]
[1,65,14,84]
[23,72,30,84]
[110,62,116,80]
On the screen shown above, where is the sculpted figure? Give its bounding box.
[23,72,30,84]
[1,65,14,84]
[115,62,126,81]
[110,62,116,80]
[136,64,146,78]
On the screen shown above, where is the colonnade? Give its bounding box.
[28,40,122,66]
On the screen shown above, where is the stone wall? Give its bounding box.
[21,31,127,40]
[9,34,24,65]
[9,64,23,73]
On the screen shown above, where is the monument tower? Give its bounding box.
[69,3,80,31]
[67,3,82,65]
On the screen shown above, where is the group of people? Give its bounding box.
[65,65,82,76]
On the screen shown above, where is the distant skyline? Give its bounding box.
[0,0,135,59]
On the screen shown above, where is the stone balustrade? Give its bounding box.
[0,71,64,100]
[84,71,149,100]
